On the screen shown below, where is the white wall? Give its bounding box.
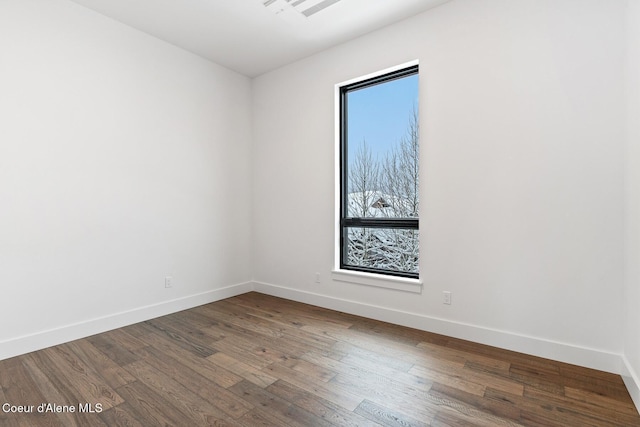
[252,0,627,372]
[0,0,253,358]
[0,0,634,390]
[624,0,640,409]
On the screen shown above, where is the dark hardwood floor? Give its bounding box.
[1,292,638,426]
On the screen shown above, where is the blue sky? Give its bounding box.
[347,74,418,164]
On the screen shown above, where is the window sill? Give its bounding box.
[331,269,423,294]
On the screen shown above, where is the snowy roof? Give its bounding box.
[347,191,417,218]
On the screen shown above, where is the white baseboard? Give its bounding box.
[252,281,623,375]
[622,356,640,413]
[0,281,253,361]
[0,279,629,389]
[3,279,635,412]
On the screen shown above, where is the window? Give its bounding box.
[338,64,419,279]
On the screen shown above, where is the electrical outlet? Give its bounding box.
[315,272,320,283]
[165,276,173,288]
[443,291,452,305]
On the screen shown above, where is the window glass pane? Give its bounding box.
[345,227,419,275]
[346,74,419,219]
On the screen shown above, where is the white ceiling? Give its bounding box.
[69,0,450,77]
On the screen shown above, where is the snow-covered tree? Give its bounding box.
[348,139,379,218]
[347,140,379,267]
[346,107,419,274]
[380,107,419,218]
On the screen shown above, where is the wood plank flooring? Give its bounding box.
[1,292,638,426]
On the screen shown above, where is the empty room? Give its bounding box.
[1,0,640,425]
